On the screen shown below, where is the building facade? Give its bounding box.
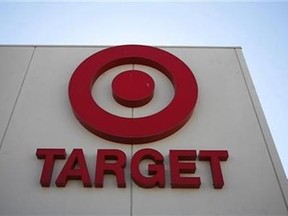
[0,45,287,215]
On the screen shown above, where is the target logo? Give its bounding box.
[68,45,198,144]
[37,46,229,189]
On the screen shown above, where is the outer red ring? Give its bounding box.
[68,45,198,144]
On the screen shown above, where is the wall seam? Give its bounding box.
[234,48,288,211]
[130,62,134,216]
[0,46,36,150]
[130,107,134,216]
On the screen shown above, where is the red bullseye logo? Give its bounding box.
[68,45,198,144]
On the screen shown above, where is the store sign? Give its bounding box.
[36,148,228,189]
[36,45,229,189]
[68,45,198,144]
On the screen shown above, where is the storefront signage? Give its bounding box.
[36,45,229,189]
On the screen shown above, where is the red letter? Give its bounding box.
[198,150,229,189]
[36,148,66,187]
[170,150,200,188]
[95,149,126,188]
[55,149,92,187]
[131,148,165,188]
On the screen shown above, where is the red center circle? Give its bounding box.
[112,70,155,107]
[69,45,198,144]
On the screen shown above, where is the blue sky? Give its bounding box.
[0,2,288,176]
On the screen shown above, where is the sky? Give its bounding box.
[0,2,288,176]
